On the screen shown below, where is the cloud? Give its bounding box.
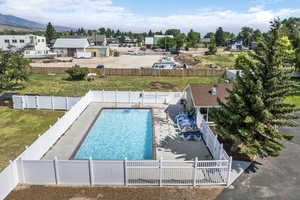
[0,0,299,33]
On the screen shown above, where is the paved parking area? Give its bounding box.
[218,112,300,200]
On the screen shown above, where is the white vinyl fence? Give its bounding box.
[13,95,81,110]
[17,158,229,187]
[0,91,231,200]
[13,91,183,110]
[196,109,231,161]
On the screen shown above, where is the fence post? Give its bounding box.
[159,157,163,186]
[124,157,128,186]
[51,96,54,110]
[21,96,25,109]
[115,90,117,107]
[54,157,59,185]
[213,135,217,159]
[155,92,158,104]
[19,158,25,184]
[66,97,69,110]
[129,91,131,106]
[102,90,104,102]
[36,96,39,109]
[219,144,224,160]
[193,157,198,186]
[89,158,94,186]
[226,157,232,187]
[142,90,144,107]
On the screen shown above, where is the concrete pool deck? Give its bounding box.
[43,102,211,161]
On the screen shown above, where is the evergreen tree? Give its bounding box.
[148,30,153,37]
[213,19,298,158]
[45,22,56,44]
[215,27,225,46]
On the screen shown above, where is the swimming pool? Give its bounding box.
[74,109,153,160]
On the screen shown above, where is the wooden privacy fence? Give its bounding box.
[31,67,225,77]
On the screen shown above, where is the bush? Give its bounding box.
[65,65,89,80]
[208,42,217,55]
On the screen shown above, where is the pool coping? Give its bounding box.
[69,107,157,161]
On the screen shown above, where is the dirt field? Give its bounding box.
[30,55,163,69]
[6,185,224,200]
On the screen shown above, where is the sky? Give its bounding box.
[0,0,300,34]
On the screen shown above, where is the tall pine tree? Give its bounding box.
[213,19,298,158]
[45,22,56,44]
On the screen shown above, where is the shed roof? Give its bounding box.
[53,38,90,49]
[188,83,233,107]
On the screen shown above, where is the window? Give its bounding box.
[38,39,40,42]
[4,39,9,43]
[12,40,17,43]
[41,39,45,42]
[20,40,25,43]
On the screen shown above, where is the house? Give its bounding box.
[85,46,110,57]
[184,83,233,122]
[226,70,243,80]
[230,40,243,51]
[0,35,56,58]
[145,35,174,48]
[88,35,107,46]
[53,38,90,57]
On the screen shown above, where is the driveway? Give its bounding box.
[218,112,300,200]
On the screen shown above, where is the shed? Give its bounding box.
[184,83,233,121]
[53,38,90,57]
[85,46,110,57]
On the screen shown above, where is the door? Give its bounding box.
[67,48,76,57]
[99,49,105,56]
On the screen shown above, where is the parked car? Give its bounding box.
[127,50,138,55]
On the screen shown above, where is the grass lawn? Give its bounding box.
[0,74,224,97]
[0,107,64,170]
[284,78,300,109]
[199,54,238,69]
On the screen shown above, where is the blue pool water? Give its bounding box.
[74,109,153,160]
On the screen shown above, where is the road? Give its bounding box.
[218,112,300,200]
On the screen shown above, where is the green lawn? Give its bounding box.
[199,54,238,69]
[0,74,224,97]
[0,107,64,170]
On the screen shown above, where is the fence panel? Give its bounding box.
[0,162,18,200]
[57,160,90,185]
[12,95,81,110]
[38,96,52,109]
[93,161,124,185]
[196,160,228,185]
[22,160,56,185]
[127,161,160,185]
[12,96,23,109]
[162,161,194,185]
[26,96,37,109]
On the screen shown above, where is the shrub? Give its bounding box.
[65,65,89,80]
[208,42,217,55]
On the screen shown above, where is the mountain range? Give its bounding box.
[0,13,73,31]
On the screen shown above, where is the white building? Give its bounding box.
[0,35,55,58]
[145,35,174,48]
[53,38,90,57]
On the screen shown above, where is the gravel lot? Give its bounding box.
[31,55,164,69]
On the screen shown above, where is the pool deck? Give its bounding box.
[43,102,211,161]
